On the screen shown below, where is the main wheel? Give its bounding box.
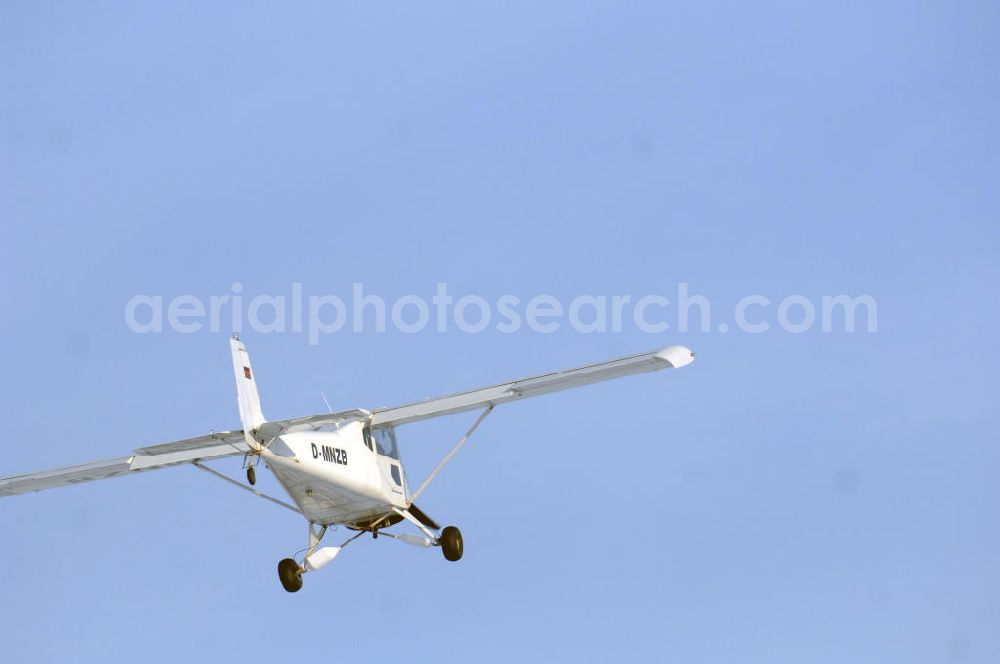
[440,525,464,562]
[278,558,303,593]
[247,466,256,486]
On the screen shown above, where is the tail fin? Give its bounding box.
[230,333,267,438]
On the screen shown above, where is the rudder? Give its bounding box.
[230,333,266,434]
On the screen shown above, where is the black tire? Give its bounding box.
[440,526,464,562]
[247,466,256,486]
[278,558,303,593]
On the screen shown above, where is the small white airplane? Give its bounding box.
[0,335,695,592]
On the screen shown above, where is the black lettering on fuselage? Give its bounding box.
[315,444,347,466]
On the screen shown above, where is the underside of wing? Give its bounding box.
[250,345,695,434]
[369,344,695,427]
[0,431,248,497]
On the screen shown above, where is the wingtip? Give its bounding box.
[656,345,695,368]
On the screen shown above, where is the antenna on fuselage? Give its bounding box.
[320,390,334,414]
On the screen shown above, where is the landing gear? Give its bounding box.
[440,525,463,562]
[277,558,303,593]
[243,451,259,486]
[276,524,367,593]
[277,523,326,593]
[389,506,464,562]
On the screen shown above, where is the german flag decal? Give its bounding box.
[244,366,252,380]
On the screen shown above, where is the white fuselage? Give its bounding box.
[261,419,408,526]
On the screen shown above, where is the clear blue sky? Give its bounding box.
[1,2,998,662]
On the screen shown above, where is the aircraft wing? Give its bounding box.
[0,431,249,497]
[0,344,694,497]
[370,344,694,427]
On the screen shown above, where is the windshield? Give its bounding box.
[371,426,399,460]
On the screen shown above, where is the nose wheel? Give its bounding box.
[439,525,463,561]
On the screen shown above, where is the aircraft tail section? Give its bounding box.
[230,333,267,438]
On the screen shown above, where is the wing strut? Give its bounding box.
[192,461,302,514]
[407,405,494,506]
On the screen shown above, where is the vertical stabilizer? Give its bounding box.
[230,333,267,441]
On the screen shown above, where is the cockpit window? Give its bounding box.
[371,426,399,459]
